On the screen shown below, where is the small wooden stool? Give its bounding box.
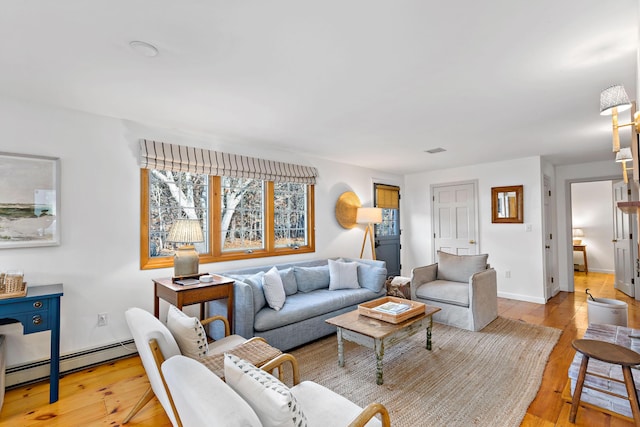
[570,339,640,426]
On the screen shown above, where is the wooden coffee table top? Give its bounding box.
[326,305,441,340]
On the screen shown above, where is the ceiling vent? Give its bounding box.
[424,147,446,154]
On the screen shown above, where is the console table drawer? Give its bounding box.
[1,299,49,315]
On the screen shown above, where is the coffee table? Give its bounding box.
[325,305,441,385]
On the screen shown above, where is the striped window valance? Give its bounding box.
[139,139,319,184]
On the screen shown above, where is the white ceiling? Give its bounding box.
[0,1,637,174]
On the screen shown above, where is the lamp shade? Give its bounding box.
[166,219,204,243]
[600,84,632,115]
[356,207,383,224]
[572,228,584,238]
[616,147,633,162]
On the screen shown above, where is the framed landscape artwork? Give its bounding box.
[0,152,60,248]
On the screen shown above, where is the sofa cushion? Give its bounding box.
[254,288,378,332]
[355,263,387,293]
[224,353,308,427]
[166,304,209,358]
[294,265,330,292]
[263,266,286,311]
[229,271,267,314]
[415,279,470,307]
[328,259,360,290]
[436,251,488,283]
[279,268,298,296]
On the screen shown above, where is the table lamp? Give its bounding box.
[572,228,584,245]
[166,219,204,277]
[356,207,383,259]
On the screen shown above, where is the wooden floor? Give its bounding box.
[0,272,638,426]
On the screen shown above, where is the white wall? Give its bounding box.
[571,181,615,273]
[403,156,546,303]
[0,95,401,367]
[555,161,621,291]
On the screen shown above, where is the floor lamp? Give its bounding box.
[356,207,383,260]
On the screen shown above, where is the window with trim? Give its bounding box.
[139,140,316,269]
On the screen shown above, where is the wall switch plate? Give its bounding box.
[97,313,108,327]
[505,271,511,279]
[525,224,532,232]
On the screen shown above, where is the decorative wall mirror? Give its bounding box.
[491,185,523,223]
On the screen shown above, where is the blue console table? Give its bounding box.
[0,284,63,403]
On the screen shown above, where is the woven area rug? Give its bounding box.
[289,317,561,427]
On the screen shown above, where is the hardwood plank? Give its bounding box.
[0,271,636,426]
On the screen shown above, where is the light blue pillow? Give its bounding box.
[355,263,387,293]
[228,272,266,314]
[294,265,330,292]
[278,268,298,296]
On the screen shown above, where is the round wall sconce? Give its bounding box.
[335,191,361,229]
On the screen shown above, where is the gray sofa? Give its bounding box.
[207,258,387,351]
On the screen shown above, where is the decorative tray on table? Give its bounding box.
[358,296,426,324]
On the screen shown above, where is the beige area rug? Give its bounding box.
[289,317,561,427]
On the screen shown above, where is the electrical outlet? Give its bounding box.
[505,270,511,279]
[97,313,108,327]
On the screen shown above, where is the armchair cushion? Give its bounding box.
[224,353,308,427]
[415,280,469,307]
[166,304,209,358]
[436,251,488,283]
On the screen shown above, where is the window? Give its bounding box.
[141,170,315,269]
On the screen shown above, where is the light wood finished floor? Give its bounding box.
[0,272,637,426]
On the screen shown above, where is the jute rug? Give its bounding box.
[289,317,561,427]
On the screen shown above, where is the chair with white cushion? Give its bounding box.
[123,306,266,426]
[161,353,391,427]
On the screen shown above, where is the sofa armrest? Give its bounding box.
[410,263,438,300]
[347,402,391,427]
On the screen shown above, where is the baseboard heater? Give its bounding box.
[5,339,137,389]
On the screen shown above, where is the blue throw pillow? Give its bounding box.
[278,268,298,296]
[294,265,330,292]
[355,263,387,293]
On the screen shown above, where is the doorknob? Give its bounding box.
[469,240,476,244]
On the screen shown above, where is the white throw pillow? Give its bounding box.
[224,353,308,427]
[262,266,287,311]
[328,259,360,290]
[166,304,209,359]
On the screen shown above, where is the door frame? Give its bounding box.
[564,175,624,293]
[430,179,480,263]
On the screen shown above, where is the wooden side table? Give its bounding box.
[573,244,588,273]
[153,275,234,332]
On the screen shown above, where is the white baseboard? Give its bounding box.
[5,339,136,389]
[497,291,546,304]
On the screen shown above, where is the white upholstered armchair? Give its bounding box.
[410,251,497,332]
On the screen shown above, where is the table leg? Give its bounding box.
[337,328,344,367]
[50,296,61,403]
[426,316,433,351]
[153,284,159,318]
[375,338,384,385]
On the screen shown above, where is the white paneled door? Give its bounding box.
[612,180,635,297]
[432,182,478,258]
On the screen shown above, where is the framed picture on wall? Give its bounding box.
[0,152,60,248]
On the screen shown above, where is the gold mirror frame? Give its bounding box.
[491,185,523,224]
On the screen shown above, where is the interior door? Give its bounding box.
[612,180,635,297]
[432,182,478,257]
[374,184,401,277]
